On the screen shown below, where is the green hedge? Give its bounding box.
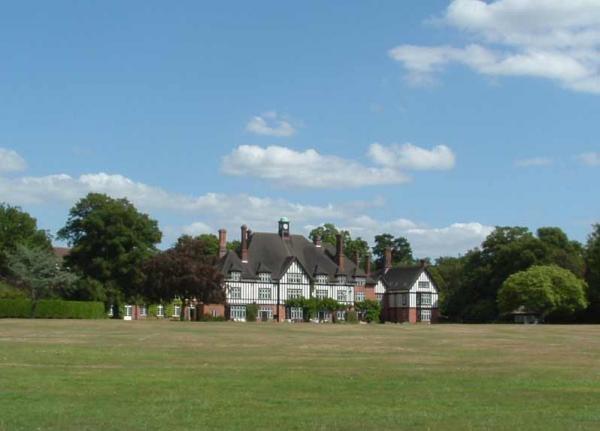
[0,299,33,318]
[0,299,106,319]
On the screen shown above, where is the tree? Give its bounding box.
[498,265,588,321]
[585,224,600,321]
[372,234,413,269]
[355,299,381,323]
[6,244,77,305]
[139,236,225,318]
[309,223,341,246]
[57,193,161,305]
[309,223,370,270]
[0,203,51,273]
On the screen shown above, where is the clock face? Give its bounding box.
[283,223,289,230]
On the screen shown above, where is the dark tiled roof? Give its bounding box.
[372,266,433,292]
[217,232,367,282]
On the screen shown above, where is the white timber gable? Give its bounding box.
[279,261,310,301]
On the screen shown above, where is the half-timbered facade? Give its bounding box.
[216,218,369,322]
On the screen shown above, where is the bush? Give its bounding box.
[0,281,26,299]
[346,310,359,323]
[199,314,226,322]
[0,299,33,318]
[246,303,258,322]
[34,300,106,319]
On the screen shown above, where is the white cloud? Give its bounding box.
[0,148,27,173]
[221,143,454,188]
[576,152,600,166]
[246,112,296,137]
[182,222,213,236]
[514,157,553,167]
[390,0,600,94]
[368,143,455,170]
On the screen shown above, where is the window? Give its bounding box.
[354,277,365,286]
[173,305,181,317]
[157,305,164,317]
[140,305,147,317]
[124,305,133,317]
[355,291,365,302]
[230,305,246,320]
[290,307,303,320]
[337,290,347,302]
[402,294,408,306]
[259,272,271,282]
[259,307,273,321]
[287,273,303,283]
[259,287,272,300]
[336,310,346,321]
[388,295,394,307]
[230,287,241,299]
[316,289,328,299]
[418,281,430,290]
[316,275,328,284]
[337,275,347,284]
[376,293,383,302]
[230,271,241,281]
[107,305,114,317]
[420,309,431,322]
[419,293,432,306]
[211,309,218,317]
[288,288,303,299]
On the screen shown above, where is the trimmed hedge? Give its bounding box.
[0,299,106,319]
[0,299,33,318]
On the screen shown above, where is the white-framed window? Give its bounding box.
[259,272,271,282]
[337,290,347,302]
[376,293,383,302]
[337,275,347,284]
[316,289,328,299]
[290,307,303,320]
[230,305,246,320]
[355,291,365,302]
[107,305,114,317]
[211,309,218,317]
[230,271,241,281]
[316,275,328,284]
[230,286,241,299]
[124,305,133,317]
[288,288,303,299]
[140,305,147,317]
[402,294,408,306]
[173,305,181,317]
[388,295,394,307]
[157,305,164,317]
[259,307,273,320]
[420,293,432,306]
[418,281,430,290]
[259,287,272,300]
[420,309,431,322]
[336,310,345,321]
[354,277,365,286]
[287,273,303,283]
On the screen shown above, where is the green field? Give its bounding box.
[1,320,599,430]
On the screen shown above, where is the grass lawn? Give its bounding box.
[1,320,599,430]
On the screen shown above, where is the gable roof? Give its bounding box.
[374,266,436,292]
[216,232,367,282]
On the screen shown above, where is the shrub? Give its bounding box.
[0,281,26,299]
[246,303,258,322]
[0,299,33,318]
[199,314,226,322]
[34,300,106,319]
[346,310,359,323]
[355,300,382,323]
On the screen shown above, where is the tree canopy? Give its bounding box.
[139,236,225,307]
[585,224,600,320]
[498,265,588,320]
[308,223,370,267]
[372,233,413,269]
[57,193,162,303]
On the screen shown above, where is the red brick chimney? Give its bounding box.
[313,235,322,248]
[241,225,249,263]
[335,234,345,272]
[366,252,371,276]
[218,229,227,259]
[384,247,392,272]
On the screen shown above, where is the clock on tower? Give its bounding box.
[278,217,290,238]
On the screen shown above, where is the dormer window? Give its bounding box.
[259,272,272,282]
[229,271,241,281]
[316,275,328,284]
[336,275,347,284]
[354,277,365,286]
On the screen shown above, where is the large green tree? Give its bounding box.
[498,265,588,321]
[308,223,370,268]
[0,203,51,273]
[57,193,162,304]
[7,244,78,304]
[585,224,600,321]
[139,236,225,317]
[372,233,413,269]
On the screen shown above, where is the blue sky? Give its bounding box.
[0,0,599,257]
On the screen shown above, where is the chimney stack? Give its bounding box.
[241,225,249,263]
[420,259,428,268]
[313,235,322,248]
[384,247,392,272]
[366,252,372,276]
[335,233,345,272]
[218,229,227,259]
